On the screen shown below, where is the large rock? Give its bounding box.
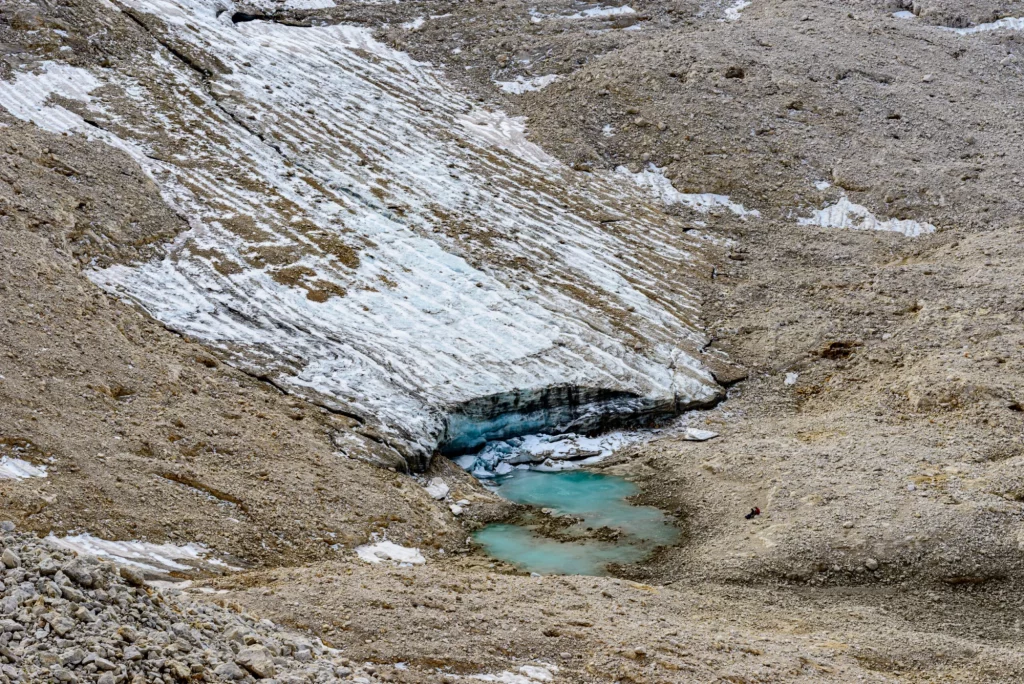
[60,559,95,588]
[236,646,277,679]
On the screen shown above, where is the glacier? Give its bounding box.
[0,0,726,470]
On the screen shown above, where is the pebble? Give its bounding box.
[865,558,880,571]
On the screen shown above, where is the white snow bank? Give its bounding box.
[495,74,560,94]
[355,540,425,565]
[950,17,1024,34]
[0,457,47,480]
[44,534,240,573]
[723,0,751,21]
[616,164,760,217]
[892,10,915,19]
[400,16,425,30]
[798,197,936,237]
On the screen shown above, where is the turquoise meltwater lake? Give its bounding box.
[473,469,679,576]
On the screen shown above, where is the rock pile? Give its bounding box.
[0,524,354,683]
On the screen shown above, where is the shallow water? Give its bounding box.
[473,469,678,575]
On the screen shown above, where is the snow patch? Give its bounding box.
[950,17,1024,34]
[892,10,915,19]
[601,124,615,137]
[723,0,751,21]
[784,372,799,386]
[400,16,425,30]
[814,180,832,191]
[798,197,936,237]
[0,61,101,133]
[495,74,561,94]
[0,457,47,480]
[44,534,240,574]
[564,5,636,19]
[283,0,335,8]
[473,665,558,684]
[616,164,760,217]
[355,540,426,565]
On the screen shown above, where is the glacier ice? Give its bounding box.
[0,0,724,469]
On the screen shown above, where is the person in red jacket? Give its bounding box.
[744,507,761,520]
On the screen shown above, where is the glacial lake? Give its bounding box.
[473,469,679,576]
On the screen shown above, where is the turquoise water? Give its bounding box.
[473,469,678,575]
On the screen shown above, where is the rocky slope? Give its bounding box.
[2,0,1024,682]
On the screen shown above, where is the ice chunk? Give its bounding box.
[424,478,450,500]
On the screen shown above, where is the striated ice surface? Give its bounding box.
[0,0,722,469]
[799,197,936,237]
